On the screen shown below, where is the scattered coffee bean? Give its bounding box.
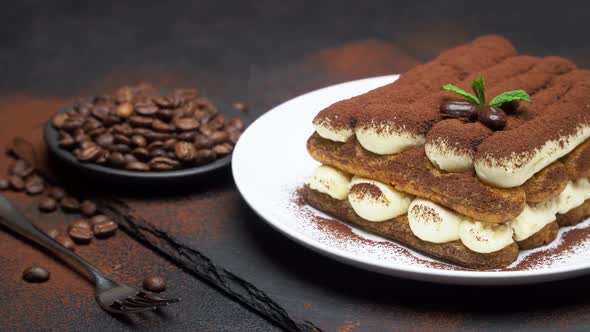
[0,179,8,190]
[24,175,45,195]
[93,220,118,238]
[11,160,34,178]
[80,200,97,217]
[69,226,93,244]
[23,266,50,283]
[48,187,66,200]
[55,234,75,251]
[39,197,58,212]
[8,175,25,191]
[90,215,109,226]
[46,229,60,239]
[61,196,80,212]
[142,275,166,293]
[68,219,92,231]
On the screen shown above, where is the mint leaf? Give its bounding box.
[489,90,531,107]
[442,84,480,105]
[471,75,486,105]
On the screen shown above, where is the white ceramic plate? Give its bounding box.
[232,75,590,285]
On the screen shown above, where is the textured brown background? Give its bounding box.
[1,1,590,331]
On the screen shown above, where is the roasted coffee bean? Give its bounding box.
[123,154,137,163]
[0,179,8,190]
[91,105,111,121]
[39,197,58,212]
[194,149,216,164]
[90,214,110,226]
[87,127,107,138]
[478,106,507,130]
[80,200,97,217]
[114,134,131,145]
[76,145,102,162]
[226,117,244,132]
[134,102,159,116]
[8,176,25,191]
[112,123,133,136]
[103,115,121,126]
[11,160,34,178]
[156,109,174,121]
[96,151,109,164]
[210,131,229,144]
[148,157,179,171]
[46,228,60,239]
[212,143,233,155]
[153,96,174,108]
[193,135,213,149]
[83,117,103,131]
[208,114,225,130]
[145,130,171,141]
[229,131,241,144]
[163,138,177,150]
[152,119,174,132]
[61,196,80,212]
[177,131,197,141]
[109,144,131,153]
[79,140,96,150]
[132,147,150,161]
[48,187,66,200]
[125,161,150,171]
[69,226,93,244]
[95,133,114,147]
[58,132,76,148]
[115,102,134,118]
[131,135,147,147]
[23,266,50,283]
[69,219,91,231]
[114,86,134,103]
[147,140,164,150]
[440,101,478,120]
[108,152,126,166]
[174,117,199,131]
[129,115,154,127]
[93,220,118,238]
[55,234,75,251]
[199,124,213,137]
[52,113,69,128]
[149,149,167,158]
[25,175,45,195]
[232,102,248,113]
[61,117,85,131]
[174,142,196,161]
[174,88,198,102]
[142,275,166,293]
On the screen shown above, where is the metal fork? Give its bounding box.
[0,194,180,314]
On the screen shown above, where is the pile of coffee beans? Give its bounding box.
[52,84,244,171]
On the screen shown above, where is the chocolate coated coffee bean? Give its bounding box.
[69,226,93,244]
[478,106,507,130]
[55,234,75,251]
[61,196,80,212]
[440,101,478,120]
[0,179,8,190]
[93,220,118,238]
[142,275,167,293]
[38,197,57,212]
[48,187,66,200]
[23,266,50,283]
[8,176,25,191]
[80,200,97,217]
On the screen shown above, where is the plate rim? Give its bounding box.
[232,74,590,285]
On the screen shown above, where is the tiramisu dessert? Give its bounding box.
[302,35,590,269]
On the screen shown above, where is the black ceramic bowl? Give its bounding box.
[44,103,246,187]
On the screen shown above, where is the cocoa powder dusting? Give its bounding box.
[350,183,384,201]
